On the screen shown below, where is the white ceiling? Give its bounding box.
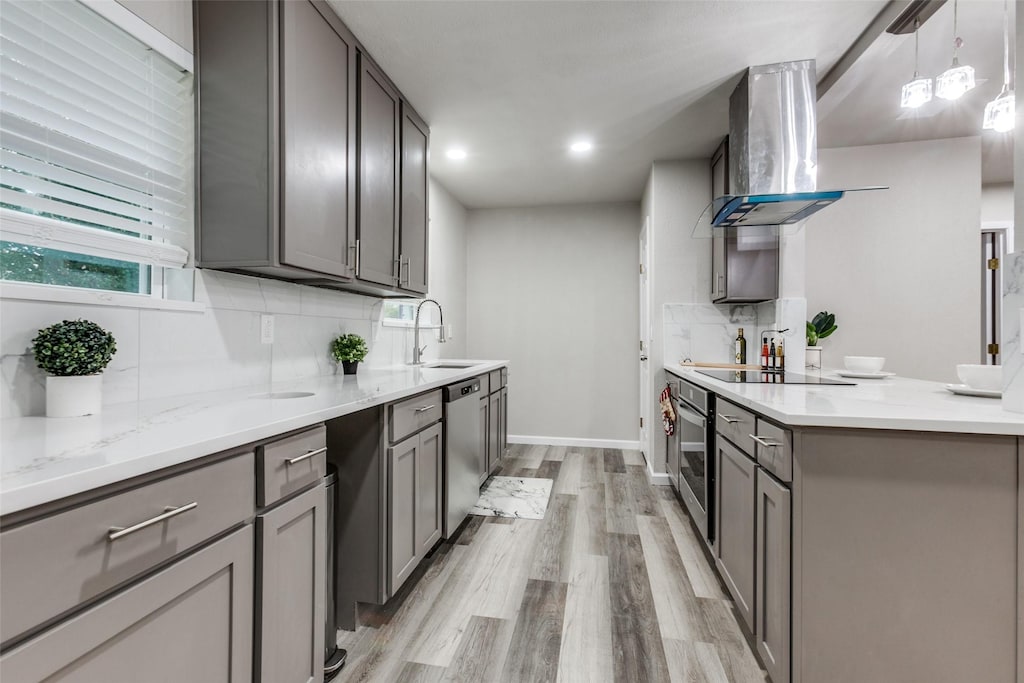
[328,0,887,208]
[818,0,1015,184]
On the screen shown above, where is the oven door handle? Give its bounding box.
[675,402,706,428]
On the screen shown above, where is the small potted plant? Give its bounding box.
[331,333,368,375]
[32,319,117,417]
[805,310,837,369]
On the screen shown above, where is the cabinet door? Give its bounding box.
[357,54,400,287]
[499,387,508,458]
[389,432,419,593]
[667,423,680,493]
[0,526,253,682]
[716,438,756,631]
[415,423,443,557]
[488,392,501,473]
[710,137,728,301]
[399,104,429,294]
[280,0,356,278]
[256,484,325,683]
[756,468,791,683]
[479,397,490,483]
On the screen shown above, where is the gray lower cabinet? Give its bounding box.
[399,103,429,294]
[0,525,254,682]
[388,422,442,594]
[488,391,501,472]
[357,54,401,288]
[499,386,508,456]
[479,396,490,483]
[715,437,756,632]
[255,484,325,683]
[756,468,791,683]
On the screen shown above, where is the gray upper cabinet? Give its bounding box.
[255,484,325,683]
[195,0,357,283]
[280,0,356,279]
[357,54,401,288]
[0,526,254,682]
[399,104,430,294]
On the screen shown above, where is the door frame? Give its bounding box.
[639,216,653,466]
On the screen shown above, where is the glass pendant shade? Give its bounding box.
[901,77,933,108]
[935,63,976,100]
[983,88,1015,132]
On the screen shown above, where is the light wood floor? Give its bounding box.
[334,445,768,683]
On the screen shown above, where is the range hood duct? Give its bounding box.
[710,60,883,230]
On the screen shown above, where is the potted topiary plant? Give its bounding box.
[805,310,837,369]
[32,319,117,417]
[330,333,368,375]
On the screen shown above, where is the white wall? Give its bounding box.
[427,178,468,359]
[982,183,1014,224]
[644,160,711,474]
[465,203,639,446]
[810,138,982,382]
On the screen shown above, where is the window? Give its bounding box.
[382,300,440,328]
[0,0,194,299]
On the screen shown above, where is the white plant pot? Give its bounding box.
[46,375,103,417]
[805,346,822,369]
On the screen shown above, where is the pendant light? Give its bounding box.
[982,0,1014,132]
[901,18,933,108]
[935,0,976,100]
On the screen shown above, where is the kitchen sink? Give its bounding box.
[423,362,480,369]
[252,391,316,399]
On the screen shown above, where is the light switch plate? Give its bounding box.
[260,314,274,345]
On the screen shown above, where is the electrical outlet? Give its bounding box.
[260,314,274,344]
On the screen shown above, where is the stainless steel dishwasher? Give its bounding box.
[443,376,482,537]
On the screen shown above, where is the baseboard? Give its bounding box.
[647,470,672,486]
[507,435,641,450]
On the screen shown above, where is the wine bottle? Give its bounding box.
[761,337,769,370]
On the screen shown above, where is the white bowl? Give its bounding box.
[956,364,1002,392]
[844,356,886,373]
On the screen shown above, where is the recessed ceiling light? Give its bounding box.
[569,140,593,153]
[446,148,467,160]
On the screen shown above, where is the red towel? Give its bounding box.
[660,386,675,436]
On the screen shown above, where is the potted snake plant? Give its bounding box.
[32,319,117,417]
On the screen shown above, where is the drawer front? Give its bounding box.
[0,451,254,646]
[715,398,756,455]
[389,389,443,444]
[478,373,491,396]
[754,419,793,483]
[257,425,327,508]
[489,370,501,393]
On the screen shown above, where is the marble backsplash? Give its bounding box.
[1002,251,1023,413]
[0,270,447,418]
[663,298,807,370]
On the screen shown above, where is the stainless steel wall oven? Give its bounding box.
[667,375,715,547]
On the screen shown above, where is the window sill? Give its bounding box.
[0,282,206,312]
[381,321,441,329]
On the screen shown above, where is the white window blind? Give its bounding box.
[0,0,193,277]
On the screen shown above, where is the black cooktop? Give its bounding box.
[696,369,855,385]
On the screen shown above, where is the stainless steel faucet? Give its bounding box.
[412,299,446,365]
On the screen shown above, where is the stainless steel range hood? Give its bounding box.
[710,60,883,229]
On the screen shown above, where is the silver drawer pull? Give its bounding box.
[286,446,328,466]
[108,502,198,542]
[414,405,436,413]
[748,434,780,449]
[719,414,741,424]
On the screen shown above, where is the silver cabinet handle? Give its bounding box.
[108,502,198,542]
[748,434,780,448]
[401,256,410,285]
[719,414,740,424]
[348,243,357,275]
[354,239,361,275]
[287,446,328,466]
[414,405,436,413]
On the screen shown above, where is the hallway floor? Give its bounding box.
[334,445,767,682]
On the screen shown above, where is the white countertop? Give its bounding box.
[665,364,1023,437]
[0,360,507,517]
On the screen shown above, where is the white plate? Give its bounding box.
[835,370,896,379]
[944,384,1001,399]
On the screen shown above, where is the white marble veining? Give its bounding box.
[1002,251,1024,413]
[666,364,1023,436]
[0,360,508,516]
[469,476,552,520]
